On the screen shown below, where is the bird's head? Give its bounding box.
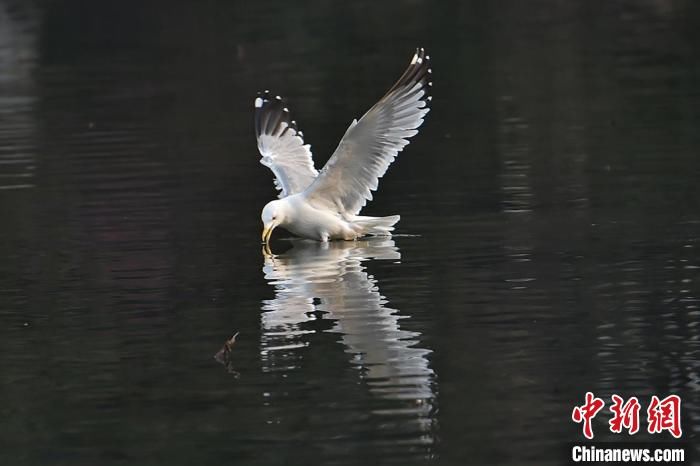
[261,199,287,243]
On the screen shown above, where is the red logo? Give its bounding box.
[609,395,641,435]
[572,392,605,439]
[572,393,682,439]
[647,395,682,438]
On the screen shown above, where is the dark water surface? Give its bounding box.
[1,1,699,465]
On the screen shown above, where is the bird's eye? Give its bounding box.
[272,216,277,220]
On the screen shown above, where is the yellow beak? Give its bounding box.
[261,243,273,258]
[261,224,274,243]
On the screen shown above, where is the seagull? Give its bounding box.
[257,48,432,243]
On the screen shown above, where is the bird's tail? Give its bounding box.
[353,215,400,236]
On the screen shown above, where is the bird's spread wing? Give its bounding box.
[255,91,318,198]
[303,48,431,216]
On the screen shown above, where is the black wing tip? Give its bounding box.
[254,91,301,139]
[406,47,432,88]
[254,90,286,109]
[383,47,432,103]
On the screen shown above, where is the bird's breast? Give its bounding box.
[285,198,353,241]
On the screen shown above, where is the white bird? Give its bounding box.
[257,48,432,243]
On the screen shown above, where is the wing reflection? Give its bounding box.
[261,239,435,402]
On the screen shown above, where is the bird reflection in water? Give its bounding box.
[261,238,436,442]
